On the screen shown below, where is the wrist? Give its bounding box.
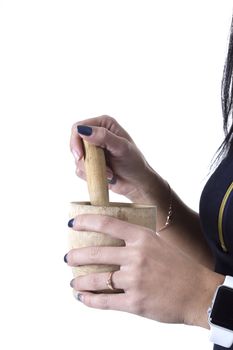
[184,267,225,329]
[126,167,173,232]
[126,166,166,204]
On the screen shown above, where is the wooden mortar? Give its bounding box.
[68,140,156,293]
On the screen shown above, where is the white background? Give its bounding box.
[0,1,232,349]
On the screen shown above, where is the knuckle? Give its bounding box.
[97,127,108,148]
[133,249,147,268]
[98,215,111,231]
[75,167,81,176]
[89,246,102,260]
[120,139,131,155]
[130,269,142,288]
[100,126,108,140]
[102,115,116,124]
[75,158,84,169]
[137,232,149,246]
[98,294,110,309]
[90,274,101,289]
[76,169,86,181]
[129,294,144,314]
[75,162,85,176]
[138,235,154,256]
[107,116,117,125]
[84,292,110,309]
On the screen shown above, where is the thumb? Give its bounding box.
[77,124,130,158]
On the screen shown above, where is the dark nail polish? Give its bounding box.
[68,218,74,228]
[64,253,68,263]
[70,279,75,288]
[77,125,92,136]
[107,175,117,185]
[77,293,83,302]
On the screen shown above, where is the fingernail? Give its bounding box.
[77,293,83,302]
[68,218,74,228]
[77,125,92,136]
[64,253,68,263]
[72,149,81,161]
[107,175,117,185]
[70,279,75,288]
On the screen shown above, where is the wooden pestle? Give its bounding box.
[83,140,109,206]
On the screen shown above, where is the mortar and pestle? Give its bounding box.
[68,140,157,294]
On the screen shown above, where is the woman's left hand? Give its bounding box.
[64,214,224,328]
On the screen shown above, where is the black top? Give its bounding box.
[199,149,233,350]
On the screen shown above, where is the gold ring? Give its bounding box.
[106,271,116,290]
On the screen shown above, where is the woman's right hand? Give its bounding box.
[70,115,160,202]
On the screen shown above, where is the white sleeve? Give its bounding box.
[209,275,233,348]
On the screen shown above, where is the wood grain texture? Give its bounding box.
[83,140,109,206]
[68,202,156,293]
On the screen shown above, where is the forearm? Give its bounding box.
[185,267,225,329]
[127,168,214,270]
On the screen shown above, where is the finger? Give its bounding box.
[74,157,84,169]
[75,167,86,181]
[75,158,114,180]
[71,270,128,292]
[70,116,115,161]
[77,125,130,158]
[66,246,128,266]
[73,290,128,312]
[73,214,151,243]
[70,123,84,161]
[70,115,134,161]
[75,168,117,188]
[73,115,133,141]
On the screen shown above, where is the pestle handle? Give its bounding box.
[83,140,109,206]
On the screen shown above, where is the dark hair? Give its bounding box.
[214,16,233,164]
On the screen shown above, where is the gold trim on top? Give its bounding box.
[218,182,233,252]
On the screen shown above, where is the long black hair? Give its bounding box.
[215,15,233,163]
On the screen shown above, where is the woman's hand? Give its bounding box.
[64,214,224,327]
[70,115,164,202]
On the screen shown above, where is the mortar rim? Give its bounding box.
[70,201,157,209]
